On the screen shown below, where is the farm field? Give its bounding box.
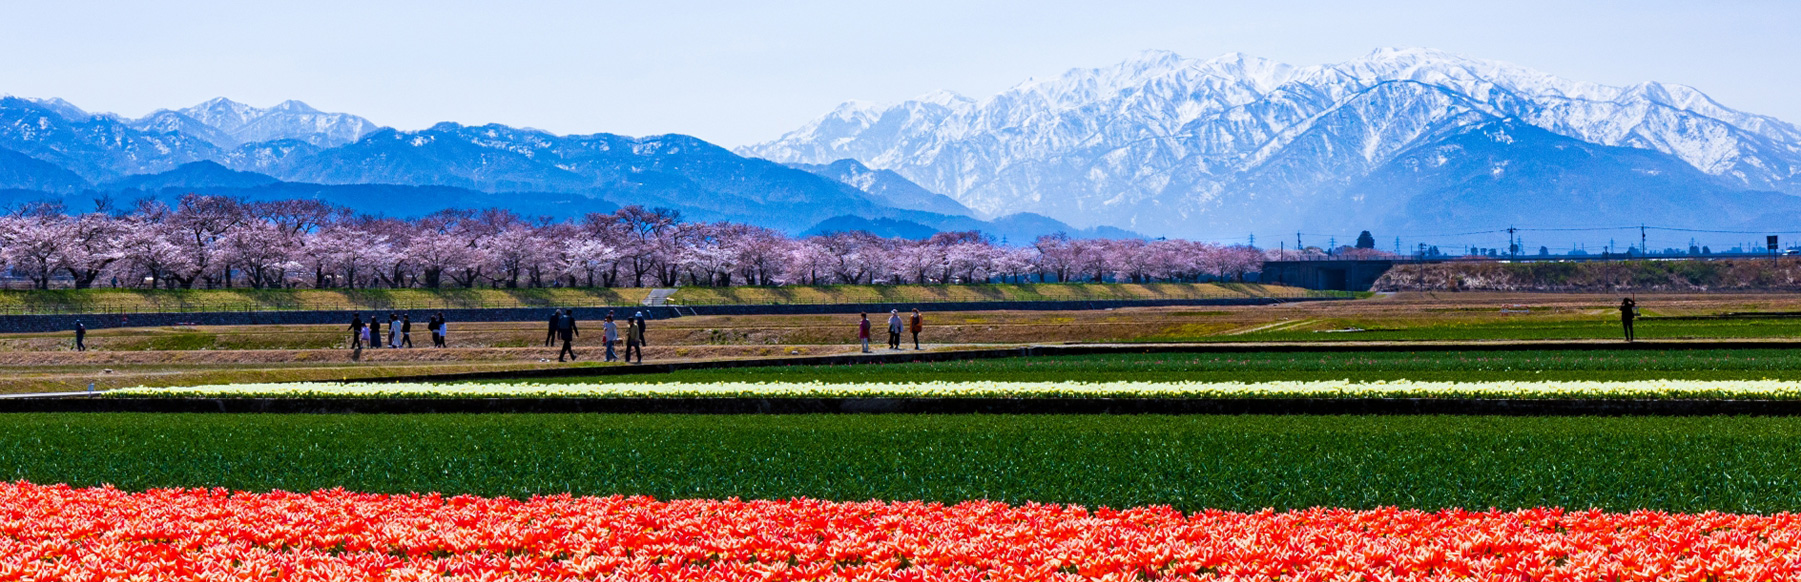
[15,292,1801,580]
[7,291,1801,393]
[5,413,1801,513]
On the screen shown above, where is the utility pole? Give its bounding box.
[1640,224,1647,257]
[1507,226,1517,261]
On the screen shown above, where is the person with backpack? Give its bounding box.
[909,308,923,350]
[858,313,872,353]
[556,309,580,362]
[74,321,87,352]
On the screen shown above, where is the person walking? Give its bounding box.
[368,316,381,349]
[348,313,364,349]
[430,312,447,348]
[603,313,619,362]
[545,309,561,347]
[624,316,644,364]
[387,313,400,348]
[909,308,923,350]
[557,309,580,362]
[74,321,87,352]
[858,313,872,353]
[887,309,903,349]
[1620,297,1638,342]
[400,314,414,348]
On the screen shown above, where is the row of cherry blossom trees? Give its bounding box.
[0,195,1266,290]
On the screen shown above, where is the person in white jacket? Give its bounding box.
[603,312,620,362]
[886,309,903,349]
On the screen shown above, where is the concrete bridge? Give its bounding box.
[1259,260,1400,291]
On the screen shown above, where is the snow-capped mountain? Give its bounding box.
[0,97,220,181]
[743,48,1801,238]
[130,98,377,149]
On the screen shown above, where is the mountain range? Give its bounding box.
[9,47,1800,243]
[742,48,1801,239]
[0,96,1115,239]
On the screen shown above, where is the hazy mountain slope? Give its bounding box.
[0,146,88,193]
[789,159,975,217]
[105,161,280,191]
[1351,119,1801,235]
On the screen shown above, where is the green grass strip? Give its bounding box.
[5,414,1801,513]
[497,350,1801,384]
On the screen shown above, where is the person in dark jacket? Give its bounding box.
[910,308,923,350]
[430,312,447,348]
[557,310,580,362]
[349,313,364,349]
[624,315,644,364]
[858,313,871,353]
[1620,298,1638,342]
[74,321,87,352]
[546,309,562,347]
[367,316,381,349]
[400,314,414,348]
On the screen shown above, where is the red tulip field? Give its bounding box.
[6,481,1801,581]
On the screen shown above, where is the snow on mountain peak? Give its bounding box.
[911,90,974,108]
[271,100,320,113]
[743,48,1801,237]
[159,98,376,149]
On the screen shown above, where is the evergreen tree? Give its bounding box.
[1354,230,1375,249]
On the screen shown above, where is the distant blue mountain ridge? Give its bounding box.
[0,96,1130,240]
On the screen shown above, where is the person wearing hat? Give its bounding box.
[886,309,903,350]
[625,311,646,364]
[858,313,872,353]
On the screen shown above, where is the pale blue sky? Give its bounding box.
[3,0,1796,147]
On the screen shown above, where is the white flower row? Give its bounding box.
[107,379,1801,399]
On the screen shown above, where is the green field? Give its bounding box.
[1186,317,1801,343]
[5,414,1799,513]
[498,349,1801,384]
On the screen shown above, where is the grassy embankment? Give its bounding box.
[0,283,1321,315]
[3,414,1798,513]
